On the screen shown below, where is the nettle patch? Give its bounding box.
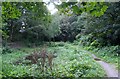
[2,43,105,77]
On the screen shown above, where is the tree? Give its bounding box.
[2,2,52,43]
[76,2,120,46]
[55,2,108,17]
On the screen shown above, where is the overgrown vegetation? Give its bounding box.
[2,43,105,78]
[83,45,119,69]
[1,1,119,78]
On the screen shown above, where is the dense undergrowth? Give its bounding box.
[75,32,119,70]
[84,45,119,69]
[1,42,105,78]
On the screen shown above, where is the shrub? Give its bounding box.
[90,40,101,47]
[78,35,92,46]
[56,42,65,46]
[2,47,12,54]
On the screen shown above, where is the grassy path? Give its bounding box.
[97,61,118,77]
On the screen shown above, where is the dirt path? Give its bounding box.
[97,61,118,77]
[91,53,118,77]
[92,54,119,77]
[82,50,119,77]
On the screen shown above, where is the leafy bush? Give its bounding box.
[55,42,65,46]
[84,46,95,51]
[78,35,92,46]
[2,47,12,54]
[90,40,101,48]
[96,45,120,56]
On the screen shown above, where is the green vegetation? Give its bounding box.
[84,45,119,69]
[0,48,2,79]
[2,43,105,78]
[1,1,119,78]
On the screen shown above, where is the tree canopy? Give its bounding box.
[1,2,120,46]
